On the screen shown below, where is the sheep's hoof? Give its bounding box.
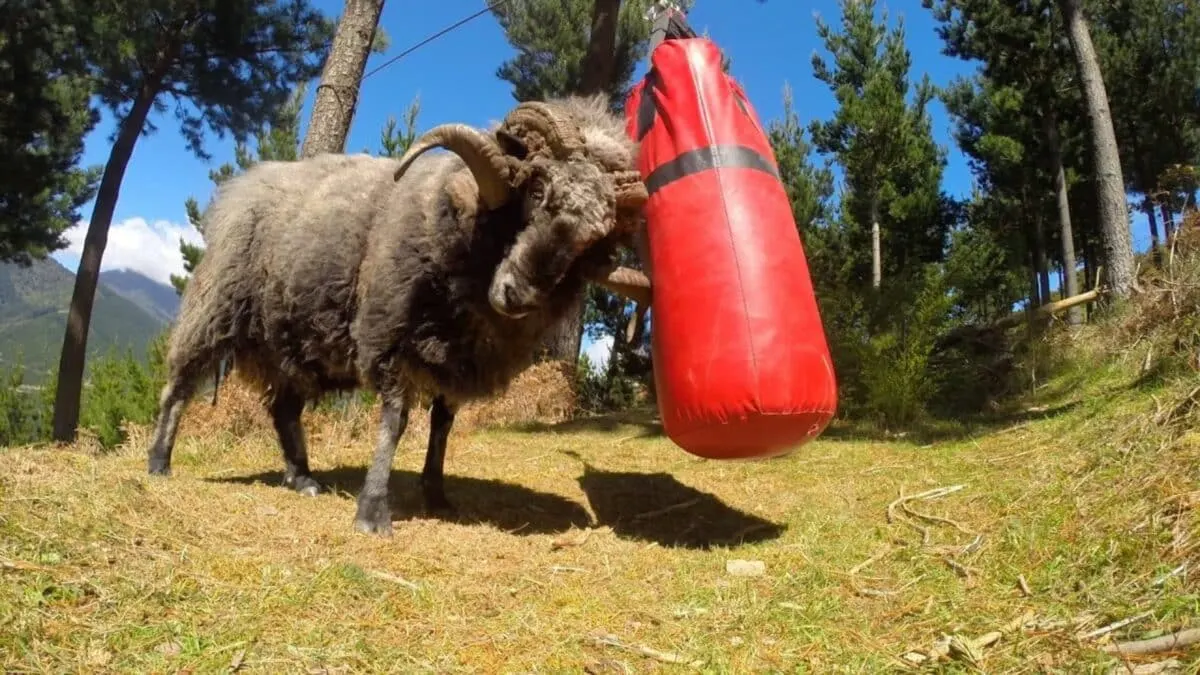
[285,473,322,497]
[353,495,394,537]
[422,490,458,518]
[148,456,171,476]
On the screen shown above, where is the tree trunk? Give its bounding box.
[1081,251,1093,320]
[579,0,620,97]
[1033,207,1052,305]
[51,86,159,442]
[1044,111,1081,323]
[1161,202,1175,245]
[870,196,882,290]
[1029,253,1041,309]
[300,0,386,158]
[540,295,585,362]
[1057,0,1135,298]
[1143,195,1161,263]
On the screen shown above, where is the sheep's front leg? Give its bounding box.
[420,394,459,515]
[354,396,411,536]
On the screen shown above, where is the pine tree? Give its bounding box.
[1055,0,1136,298]
[808,0,948,294]
[300,0,387,157]
[768,83,836,235]
[51,0,332,442]
[928,0,1090,321]
[1091,0,1200,249]
[0,0,102,265]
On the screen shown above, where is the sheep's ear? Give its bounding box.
[496,129,529,160]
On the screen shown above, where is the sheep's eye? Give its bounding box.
[527,178,550,207]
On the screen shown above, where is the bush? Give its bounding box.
[78,332,168,450]
[0,361,55,446]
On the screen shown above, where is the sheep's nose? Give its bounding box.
[504,282,523,309]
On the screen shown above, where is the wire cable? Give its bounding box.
[362,0,514,81]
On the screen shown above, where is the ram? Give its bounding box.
[146,96,653,535]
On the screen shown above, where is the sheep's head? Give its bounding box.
[392,99,651,319]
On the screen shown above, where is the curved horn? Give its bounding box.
[589,265,652,307]
[613,170,648,211]
[501,101,587,159]
[392,123,513,210]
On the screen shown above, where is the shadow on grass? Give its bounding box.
[572,463,786,550]
[210,460,785,549]
[506,408,664,439]
[210,467,592,535]
[820,398,1085,445]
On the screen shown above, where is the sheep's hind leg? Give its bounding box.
[354,393,412,536]
[420,394,459,516]
[269,386,322,497]
[147,374,199,476]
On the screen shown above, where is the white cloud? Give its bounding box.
[60,217,204,287]
[583,334,614,373]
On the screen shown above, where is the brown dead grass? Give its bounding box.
[180,359,580,450]
[9,251,1200,671]
[4,348,1200,672]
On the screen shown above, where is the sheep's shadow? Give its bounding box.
[209,467,591,535]
[208,462,786,549]
[572,463,787,550]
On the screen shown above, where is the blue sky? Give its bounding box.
[50,0,1154,369]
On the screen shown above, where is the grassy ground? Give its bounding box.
[4,336,1200,673]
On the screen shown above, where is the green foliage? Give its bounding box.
[0,362,55,447]
[854,265,954,427]
[84,0,332,162]
[374,95,421,158]
[78,334,168,450]
[574,353,639,414]
[1091,0,1200,201]
[767,83,836,233]
[0,0,102,265]
[0,332,167,450]
[943,220,1026,324]
[490,0,671,110]
[808,0,950,292]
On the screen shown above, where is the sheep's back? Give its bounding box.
[202,153,406,394]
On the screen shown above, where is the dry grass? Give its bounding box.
[7,263,1200,671]
[4,359,1200,673]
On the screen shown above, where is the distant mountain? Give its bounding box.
[0,258,170,385]
[100,269,181,324]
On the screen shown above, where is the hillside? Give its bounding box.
[99,269,181,324]
[0,259,170,384]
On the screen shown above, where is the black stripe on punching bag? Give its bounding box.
[636,67,660,142]
[645,145,780,197]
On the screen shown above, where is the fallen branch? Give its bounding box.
[1080,611,1153,640]
[551,529,593,550]
[1017,574,1032,597]
[849,545,897,575]
[588,633,702,668]
[1152,563,1187,587]
[901,610,1035,667]
[1103,627,1200,656]
[1118,658,1181,674]
[886,485,966,525]
[366,569,421,592]
[632,498,700,521]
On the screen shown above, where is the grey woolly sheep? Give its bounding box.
[145,95,654,536]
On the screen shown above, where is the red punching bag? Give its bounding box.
[625,36,838,460]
